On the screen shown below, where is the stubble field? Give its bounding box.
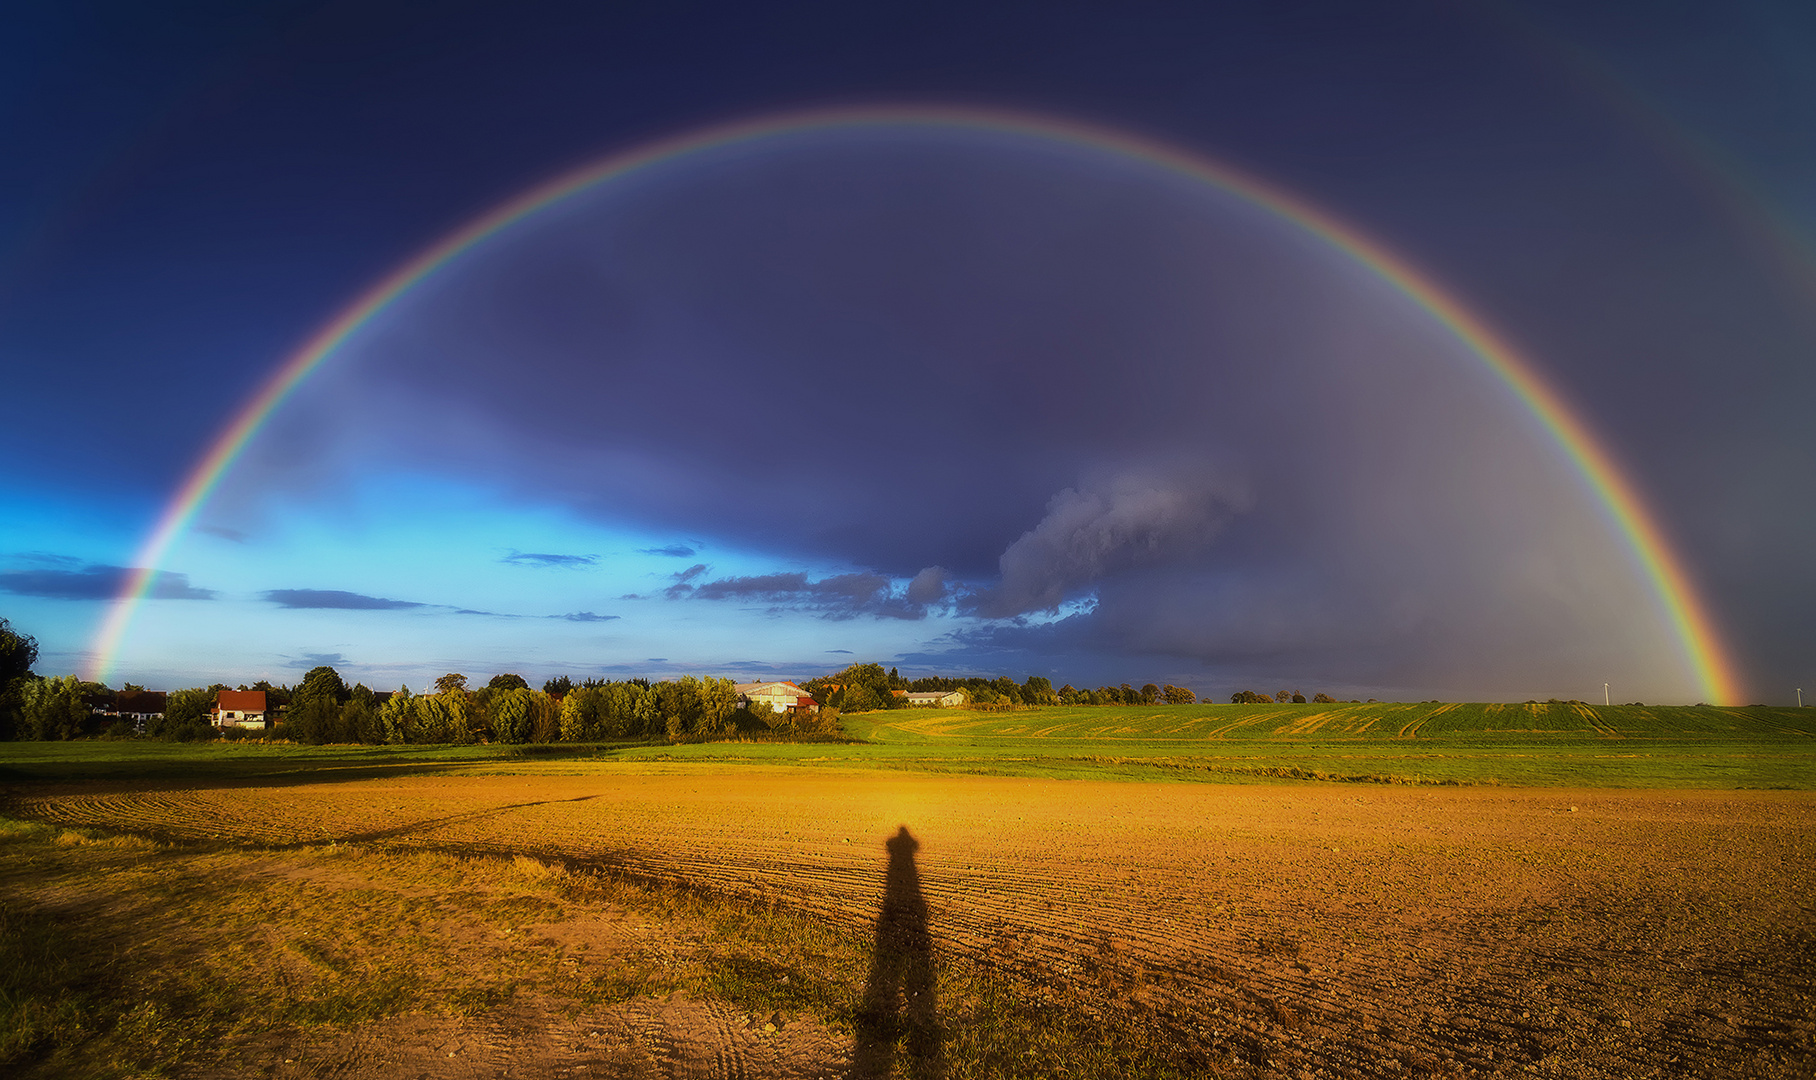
[8,756,1813,1079]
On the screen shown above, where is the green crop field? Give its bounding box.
[1,700,1810,788]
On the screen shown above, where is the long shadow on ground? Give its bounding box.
[851,825,943,1079]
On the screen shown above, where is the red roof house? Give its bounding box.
[213,690,268,729]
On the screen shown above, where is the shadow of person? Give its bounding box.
[850,825,942,1079]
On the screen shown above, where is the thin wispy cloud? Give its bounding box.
[501,551,598,568]
[263,589,423,610]
[638,544,697,558]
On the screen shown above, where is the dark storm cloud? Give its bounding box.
[253,128,1716,699]
[502,551,598,568]
[0,564,215,600]
[638,544,697,558]
[263,589,423,610]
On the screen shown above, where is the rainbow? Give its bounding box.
[85,104,1744,703]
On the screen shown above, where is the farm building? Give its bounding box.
[108,690,168,733]
[734,681,819,716]
[901,690,967,707]
[213,690,268,729]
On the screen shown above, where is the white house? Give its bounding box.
[734,681,819,715]
[902,690,967,707]
[213,690,268,729]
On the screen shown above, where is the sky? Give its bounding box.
[1,0,1811,703]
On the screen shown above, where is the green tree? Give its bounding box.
[0,617,39,740]
[543,675,573,698]
[379,685,415,743]
[1163,684,1196,704]
[19,675,89,740]
[488,673,528,691]
[1140,683,1161,705]
[340,684,379,743]
[491,687,536,743]
[289,666,350,744]
[1312,693,1336,704]
[435,673,468,695]
[1022,676,1058,706]
[157,688,217,741]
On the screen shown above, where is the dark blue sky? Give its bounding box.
[2,1,1811,702]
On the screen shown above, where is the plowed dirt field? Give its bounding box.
[16,771,1814,1078]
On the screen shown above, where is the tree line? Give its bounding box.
[802,663,1201,710]
[1,617,1343,745]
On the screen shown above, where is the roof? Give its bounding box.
[216,690,267,712]
[735,681,804,695]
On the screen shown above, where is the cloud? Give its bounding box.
[10,551,83,566]
[198,525,249,543]
[668,568,949,620]
[638,544,697,558]
[298,652,349,667]
[0,564,215,600]
[966,466,1249,619]
[662,563,711,599]
[827,648,853,654]
[262,589,424,610]
[554,611,619,622]
[905,565,950,605]
[502,551,598,567]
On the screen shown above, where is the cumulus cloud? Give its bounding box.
[906,565,950,606]
[502,551,598,567]
[263,589,423,610]
[967,466,1250,618]
[1,563,215,600]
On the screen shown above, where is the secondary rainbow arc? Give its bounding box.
[86,104,1744,703]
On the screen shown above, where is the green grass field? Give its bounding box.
[2,700,1810,788]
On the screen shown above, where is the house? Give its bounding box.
[902,690,967,708]
[110,690,167,733]
[213,689,268,729]
[734,681,820,716]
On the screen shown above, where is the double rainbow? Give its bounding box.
[86,105,1743,703]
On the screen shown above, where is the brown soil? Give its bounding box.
[14,773,1815,1078]
[194,993,849,1080]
